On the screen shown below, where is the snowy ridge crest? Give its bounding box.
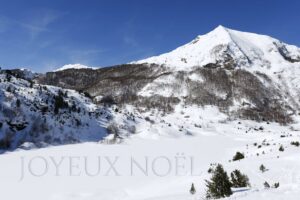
[54,64,97,72]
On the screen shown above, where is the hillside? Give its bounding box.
[0,70,118,151]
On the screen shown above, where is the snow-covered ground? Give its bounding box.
[1,105,300,200]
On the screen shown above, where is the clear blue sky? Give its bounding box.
[0,0,299,72]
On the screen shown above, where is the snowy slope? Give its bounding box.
[0,71,113,150]
[0,69,151,151]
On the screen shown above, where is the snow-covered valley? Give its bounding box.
[1,116,300,200]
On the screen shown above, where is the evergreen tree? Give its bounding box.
[230,169,250,188]
[190,183,196,195]
[53,90,69,114]
[259,164,267,173]
[206,164,232,199]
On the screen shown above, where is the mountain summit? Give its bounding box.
[134,25,300,71]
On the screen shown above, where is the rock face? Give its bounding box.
[37,26,300,125]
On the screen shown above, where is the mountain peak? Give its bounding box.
[214,25,228,31]
[201,25,232,42]
[133,26,300,71]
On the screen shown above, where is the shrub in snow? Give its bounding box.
[190,183,196,195]
[279,145,284,152]
[264,181,270,189]
[107,123,120,139]
[145,116,155,124]
[208,167,213,173]
[230,169,250,188]
[232,151,245,161]
[273,182,280,188]
[291,141,300,147]
[128,125,136,134]
[259,164,267,173]
[206,164,232,199]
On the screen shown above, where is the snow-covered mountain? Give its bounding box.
[135,26,300,109]
[134,25,300,70]
[54,64,97,72]
[39,26,300,126]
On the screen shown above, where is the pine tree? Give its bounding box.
[259,164,267,173]
[206,164,232,199]
[230,169,250,188]
[54,90,68,114]
[190,183,196,195]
